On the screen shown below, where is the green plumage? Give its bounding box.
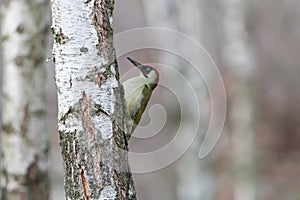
[124,78,152,125]
[123,57,159,139]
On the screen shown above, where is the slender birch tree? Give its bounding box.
[51,0,136,199]
[222,0,256,199]
[0,0,50,199]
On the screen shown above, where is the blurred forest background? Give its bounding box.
[1,0,300,200]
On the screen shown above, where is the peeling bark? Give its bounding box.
[51,0,136,199]
[0,0,50,199]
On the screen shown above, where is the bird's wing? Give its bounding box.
[133,84,152,126]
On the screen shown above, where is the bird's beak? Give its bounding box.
[127,57,142,67]
[127,57,148,77]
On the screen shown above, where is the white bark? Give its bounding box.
[51,0,136,199]
[1,0,50,199]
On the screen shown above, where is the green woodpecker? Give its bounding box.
[123,57,159,138]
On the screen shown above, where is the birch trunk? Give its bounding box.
[0,0,50,199]
[51,0,136,199]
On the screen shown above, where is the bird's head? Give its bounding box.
[127,57,159,85]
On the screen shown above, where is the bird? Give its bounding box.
[123,57,159,139]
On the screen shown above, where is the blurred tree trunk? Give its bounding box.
[51,0,136,199]
[141,1,215,199]
[174,1,215,199]
[221,0,256,199]
[0,0,50,199]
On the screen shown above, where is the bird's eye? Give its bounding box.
[145,66,151,72]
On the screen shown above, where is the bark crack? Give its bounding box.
[93,0,114,59]
[20,102,30,137]
[81,91,101,185]
[113,169,126,200]
[79,164,90,200]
